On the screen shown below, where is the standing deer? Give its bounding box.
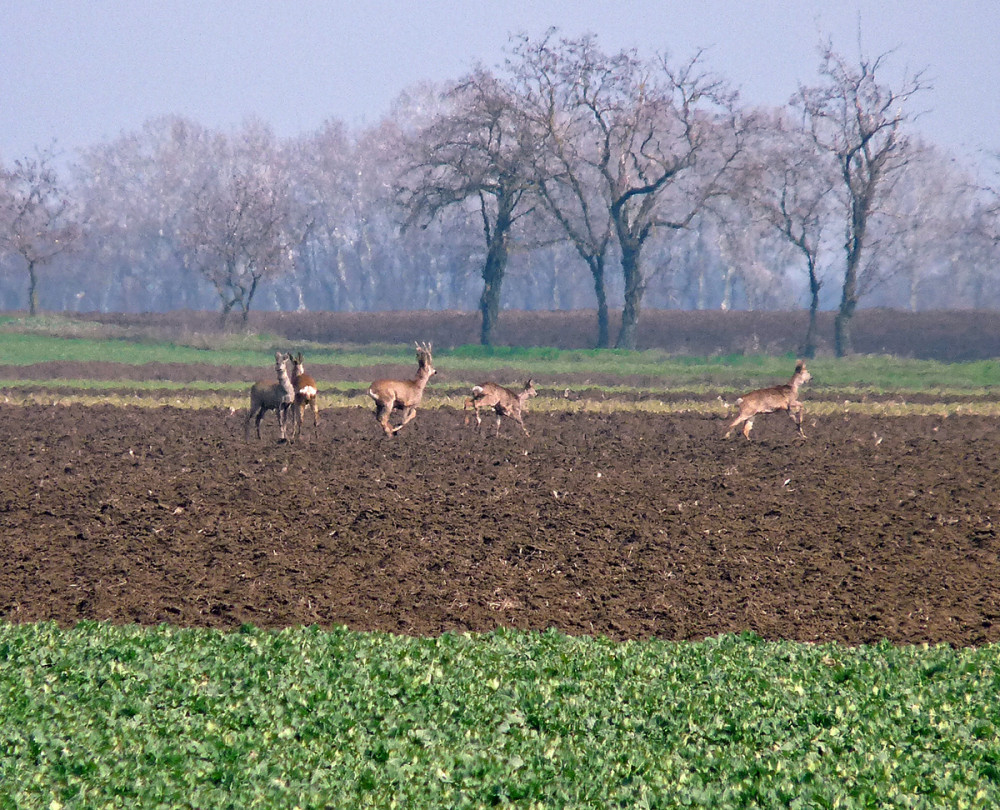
[245,352,296,441]
[289,352,319,440]
[464,380,537,436]
[368,342,436,436]
[725,360,812,440]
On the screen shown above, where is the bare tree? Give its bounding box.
[396,68,540,346]
[793,42,929,355]
[870,142,980,310]
[0,150,79,315]
[508,32,617,347]
[177,121,297,326]
[540,39,746,349]
[74,116,215,311]
[745,108,838,356]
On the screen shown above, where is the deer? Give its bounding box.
[464,379,537,436]
[368,342,436,436]
[245,352,296,441]
[724,360,812,440]
[288,352,319,440]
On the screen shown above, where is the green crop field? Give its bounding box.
[2,623,999,808]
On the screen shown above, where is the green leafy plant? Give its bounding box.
[1,623,999,808]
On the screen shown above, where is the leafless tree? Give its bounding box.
[177,120,297,326]
[793,42,929,355]
[396,68,541,346]
[507,32,617,346]
[744,108,838,356]
[0,150,80,315]
[534,37,746,349]
[869,142,980,310]
[74,116,215,311]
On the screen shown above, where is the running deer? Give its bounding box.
[245,352,296,441]
[289,352,319,440]
[368,342,436,436]
[724,360,812,440]
[464,380,537,436]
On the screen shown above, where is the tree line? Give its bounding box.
[1,31,998,355]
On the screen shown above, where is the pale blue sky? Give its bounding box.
[2,1,997,170]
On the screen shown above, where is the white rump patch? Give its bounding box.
[299,386,318,397]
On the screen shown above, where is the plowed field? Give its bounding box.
[3,387,998,646]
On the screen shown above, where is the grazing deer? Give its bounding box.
[464,380,537,436]
[245,352,296,441]
[368,342,436,436]
[725,360,812,440]
[288,352,319,440]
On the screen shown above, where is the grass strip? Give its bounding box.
[3,330,1000,391]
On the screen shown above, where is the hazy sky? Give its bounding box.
[2,1,997,170]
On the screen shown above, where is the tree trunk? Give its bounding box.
[836,201,866,357]
[218,298,236,329]
[27,260,39,316]
[478,193,514,347]
[803,306,819,359]
[834,306,854,357]
[479,230,508,347]
[479,274,502,346]
[615,244,643,350]
[835,262,859,356]
[240,273,261,327]
[801,257,822,359]
[590,257,610,349]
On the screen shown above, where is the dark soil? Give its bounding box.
[2,400,998,646]
[74,307,1000,361]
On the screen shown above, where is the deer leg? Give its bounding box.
[474,406,484,432]
[277,403,289,442]
[244,403,257,440]
[724,414,745,439]
[255,406,267,440]
[310,398,319,428]
[393,406,417,433]
[791,403,806,437]
[515,415,530,436]
[742,418,754,440]
[374,401,394,436]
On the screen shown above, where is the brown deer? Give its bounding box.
[245,352,296,441]
[725,360,812,440]
[368,342,436,436]
[464,380,537,436]
[288,352,319,440]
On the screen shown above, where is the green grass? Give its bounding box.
[0,331,413,369]
[3,329,1000,393]
[2,622,999,808]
